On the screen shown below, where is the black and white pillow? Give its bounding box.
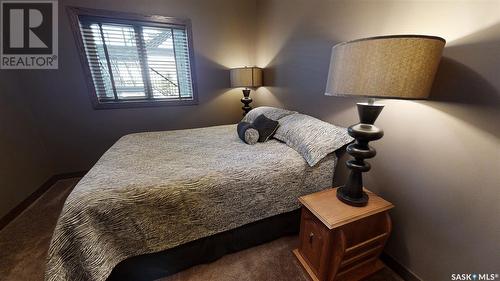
[253,114,279,142]
[242,106,296,123]
[274,114,353,166]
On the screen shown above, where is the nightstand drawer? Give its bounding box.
[298,207,330,279]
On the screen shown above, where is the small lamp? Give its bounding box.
[230,67,263,115]
[325,35,445,207]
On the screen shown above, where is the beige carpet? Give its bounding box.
[0,178,403,281]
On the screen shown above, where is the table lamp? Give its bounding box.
[325,35,445,207]
[230,67,263,115]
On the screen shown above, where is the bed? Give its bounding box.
[45,123,341,281]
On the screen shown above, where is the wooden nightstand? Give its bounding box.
[293,187,394,281]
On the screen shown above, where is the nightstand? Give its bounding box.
[293,187,394,281]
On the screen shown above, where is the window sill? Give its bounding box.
[91,98,198,109]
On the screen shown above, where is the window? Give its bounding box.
[68,8,197,108]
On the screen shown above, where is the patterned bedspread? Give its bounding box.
[45,124,336,281]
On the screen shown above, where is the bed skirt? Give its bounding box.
[107,209,301,281]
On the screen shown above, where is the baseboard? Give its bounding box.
[381,251,422,281]
[0,171,87,231]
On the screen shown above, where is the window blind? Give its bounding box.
[78,16,194,104]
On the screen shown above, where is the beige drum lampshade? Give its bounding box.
[230,67,263,88]
[325,35,445,99]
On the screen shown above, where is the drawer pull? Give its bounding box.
[309,232,314,243]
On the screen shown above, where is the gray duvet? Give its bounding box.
[45,124,336,281]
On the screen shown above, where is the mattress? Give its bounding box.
[45,124,337,281]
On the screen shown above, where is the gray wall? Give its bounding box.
[0,0,257,217]
[254,0,500,280]
[0,72,54,217]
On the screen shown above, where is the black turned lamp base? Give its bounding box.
[241,89,253,116]
[337,186,368,207]
[339,101,384,207]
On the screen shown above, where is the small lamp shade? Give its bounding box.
[325,35,445,99]
[230,67,263,88]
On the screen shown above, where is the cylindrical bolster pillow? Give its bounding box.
[237,122,259,145]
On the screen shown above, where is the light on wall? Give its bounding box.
[325,35,445,206]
